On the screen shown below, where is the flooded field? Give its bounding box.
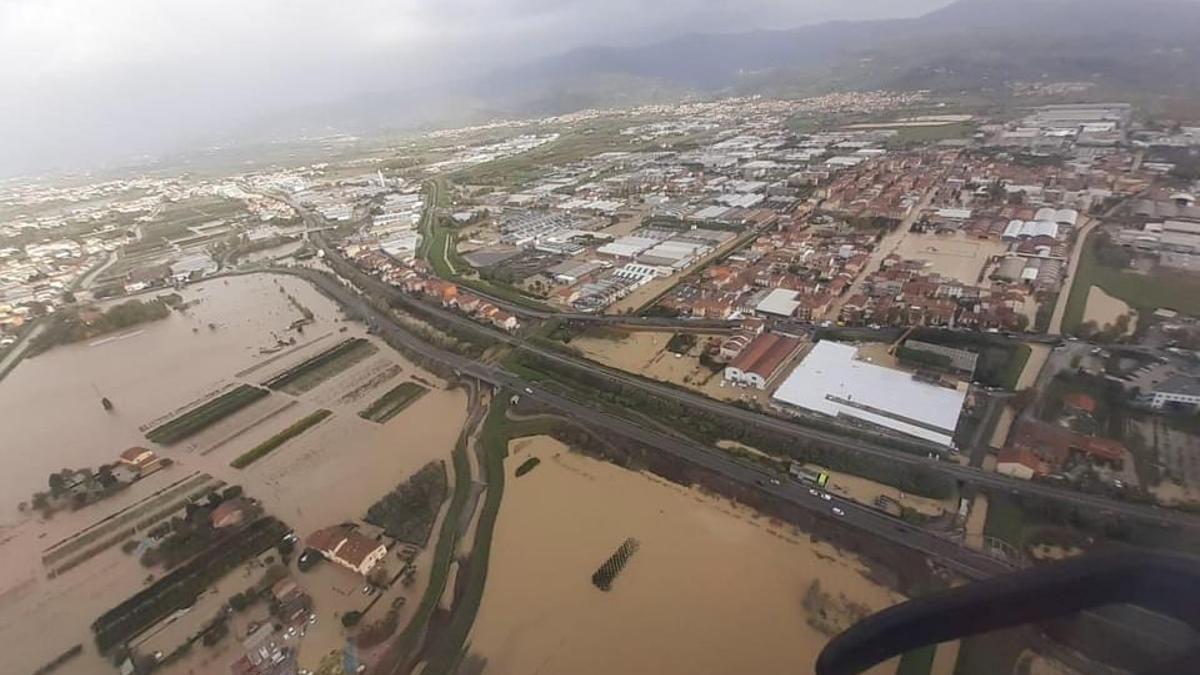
[0,273,339,507]
[0,272,467,674]
[470,436,903,675]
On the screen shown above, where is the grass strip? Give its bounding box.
[999,343,1031,391]
[386,415,474,664]
[358,382,428,423]
[146,384,269,444]
[230,409,332,468]
[422,397,511,674]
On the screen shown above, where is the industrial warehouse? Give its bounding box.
[770,341,968,447]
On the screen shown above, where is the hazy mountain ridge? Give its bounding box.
[210,0,1200,155]
[489,0,1200,105]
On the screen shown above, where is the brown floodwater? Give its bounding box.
[470,436,904,675]
[0,273,343,516]
[0,272,468,674]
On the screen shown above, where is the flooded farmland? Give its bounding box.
[0,272,468,674]
[470,435,904,675]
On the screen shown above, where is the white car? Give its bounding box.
[831,507,845,516]
[808,488,820,497]
[820,493,832,501]
[524,387,533,394]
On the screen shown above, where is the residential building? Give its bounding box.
[995,447,1045,480]
[723,333,804,389]
[305,525,388,576]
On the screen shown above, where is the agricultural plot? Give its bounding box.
[263,337,377,394]
[145,384,269,444]
[591,537,640,591]
[230,409,333,469]
[91,516,289,653]
[358,382,428,423]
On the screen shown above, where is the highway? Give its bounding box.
[284,262,1195,654]
[286,264,1014,580]
[307,237,1200,533]
[281,184,1200,536]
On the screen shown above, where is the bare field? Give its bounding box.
[571,330,742,402]
[1083,286,1134,335]
[892,232,1007,286]
[469,436,903,675]
[802,465,949,517]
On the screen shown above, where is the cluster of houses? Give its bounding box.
[657,219,877,321]
[841,256,1032,331]
[348,249,521,333]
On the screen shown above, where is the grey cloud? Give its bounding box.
[0,0,951,176]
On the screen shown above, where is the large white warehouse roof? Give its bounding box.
[771,341,967,447]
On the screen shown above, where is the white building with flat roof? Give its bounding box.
[771,341,967,447]
[755,288,802,318]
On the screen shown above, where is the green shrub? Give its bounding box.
[146,385,269,444]
[230,409,332,469]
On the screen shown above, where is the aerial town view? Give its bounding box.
[5,0,1200,674]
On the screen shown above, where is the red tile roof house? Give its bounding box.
[119,446,164,476]
[995,447,1047,480]
[723,332,805,390]
[1008,420,1127,471]
[305,525,388,576]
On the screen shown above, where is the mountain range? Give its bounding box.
[241,0,1200,147]
[490,0,1200,104]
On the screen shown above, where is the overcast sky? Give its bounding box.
[0,0,951,177]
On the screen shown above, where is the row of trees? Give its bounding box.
[591,538,640,591]
[93,516,290,652]
[31,297,174,354]
[895,345,954,371]
[365,461,448,545]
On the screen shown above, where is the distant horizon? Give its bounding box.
[0,0,954,179]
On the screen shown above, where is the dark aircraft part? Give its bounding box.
[816,551,1200,675]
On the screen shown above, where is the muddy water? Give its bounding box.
[0,272,470,674]
[470,436,903,675]
[0,273,342,518]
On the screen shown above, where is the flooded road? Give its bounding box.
[470,436,903,675]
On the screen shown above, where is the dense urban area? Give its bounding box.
[8,49,1200,675]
